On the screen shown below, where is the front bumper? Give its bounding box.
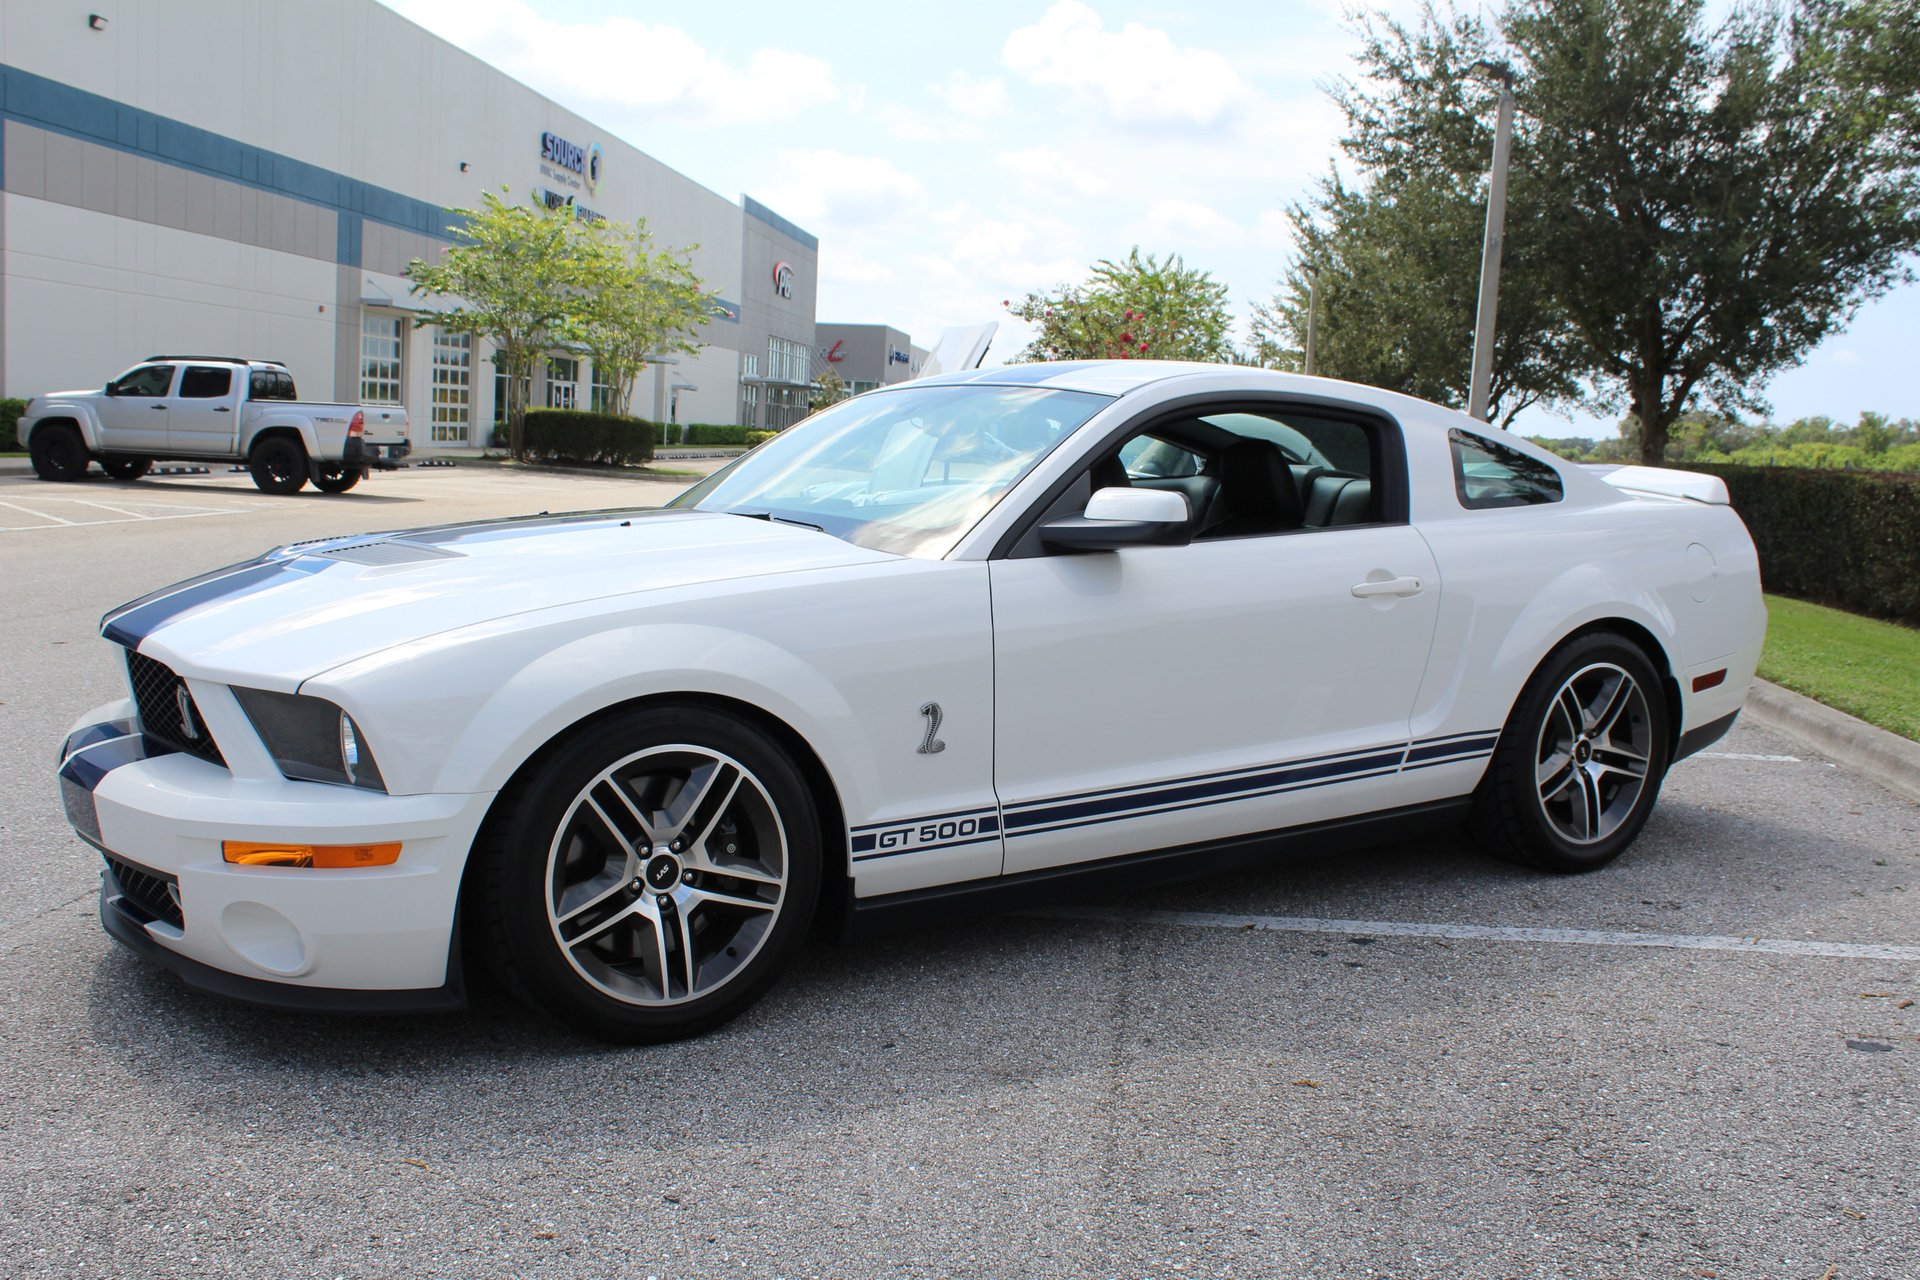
[62,699,493,1009]
[344,436,412,471]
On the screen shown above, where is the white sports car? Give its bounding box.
[57,361,1764,1041]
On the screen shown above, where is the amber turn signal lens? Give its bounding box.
[223,841,401,869]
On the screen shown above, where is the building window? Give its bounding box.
[590,364,618,413]
[850,380,881,395]
[740,380,760,428]
[493,367,531,426]
[360,313,404,405]
[429,329,471,444]
[546,355,579,409]
[767,336,809,385]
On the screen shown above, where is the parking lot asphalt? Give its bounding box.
[2,466,1915,1279]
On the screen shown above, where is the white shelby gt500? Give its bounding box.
[58,361,1764,1041]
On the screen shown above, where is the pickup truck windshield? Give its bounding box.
[670,384,1108,558]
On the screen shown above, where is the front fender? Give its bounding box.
[305,623,869,817]
[23,405,103,451]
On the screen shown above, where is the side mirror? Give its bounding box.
[1039,486,1192,552]
[104,383,116,396]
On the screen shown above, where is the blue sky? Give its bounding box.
[383,0,1918,439]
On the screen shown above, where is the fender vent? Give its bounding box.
[311,540,462,566]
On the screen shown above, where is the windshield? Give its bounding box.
[669,384,1109,557]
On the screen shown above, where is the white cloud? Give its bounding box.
[755,151,929,231]
[998,147,1109,199]
[1002,1,1254,127]
[1143,199,1242,246]
[393,0,838,127]
[931,71,1009,119]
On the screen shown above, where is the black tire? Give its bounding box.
[28,424,89,481]
[1471,632,1671,873]
[248,436,308,495]
[101,457,152,482]
[475,705,823,1043]
[313,465,363,494]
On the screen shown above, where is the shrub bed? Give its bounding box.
[1692,464,1920,625]
[520,409,657,466]
[683,423,760,446]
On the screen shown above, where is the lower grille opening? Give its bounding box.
[124,649,226,767]
[103,853,185,931]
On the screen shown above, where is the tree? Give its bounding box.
[1279,0,1920,463]
[407,189,602,460]
[1007,249,1234,363]
[811,367,850,411]
[575,219,717,419]
[1256,165,1581,426]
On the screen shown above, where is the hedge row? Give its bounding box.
[520,409,656,466]
[680,423,761,446]
[1692,464,1920,625]
[1,397,27,449]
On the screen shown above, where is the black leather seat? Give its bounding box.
[1304,474,1373,527]
[1205,440,1306,537]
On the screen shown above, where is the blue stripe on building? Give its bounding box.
[0,63,455,255]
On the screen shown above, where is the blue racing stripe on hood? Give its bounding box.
[101,558,335,648]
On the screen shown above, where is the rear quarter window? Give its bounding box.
[1449,428,1563,509]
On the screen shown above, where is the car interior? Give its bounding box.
[1103,411,1381,541]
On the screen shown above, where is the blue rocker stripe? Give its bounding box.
[1005,748,1409,833]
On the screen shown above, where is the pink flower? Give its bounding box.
[1138,341,1149,351]
[1118,331,1133,344]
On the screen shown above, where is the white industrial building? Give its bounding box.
[0,1,821,445]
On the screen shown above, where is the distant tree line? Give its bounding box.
[1533,410,1920,471]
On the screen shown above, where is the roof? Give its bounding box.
[908,359,1430,408]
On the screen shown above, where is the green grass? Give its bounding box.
[1760,594,1920,741]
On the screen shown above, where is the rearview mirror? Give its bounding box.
[1039,486,1191,552]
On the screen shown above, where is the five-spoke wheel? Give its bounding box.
[477,705,820,1042]
[1474,633,1670,872]
[1533,661,1654,845]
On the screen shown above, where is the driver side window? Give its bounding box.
[112,365,176,398]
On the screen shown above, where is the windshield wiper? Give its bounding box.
[724,509,825,533]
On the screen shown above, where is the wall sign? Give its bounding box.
[540,131,602,196]
[772,260,795,299]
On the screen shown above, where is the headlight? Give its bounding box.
[233,688,387,792]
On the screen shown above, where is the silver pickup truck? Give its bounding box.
[16,356,411,494]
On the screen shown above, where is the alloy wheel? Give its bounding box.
[544,745,789,1006]
[1533,661,1654,845]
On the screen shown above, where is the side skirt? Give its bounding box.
[840,798,1473,940]
[1673,709,1739,763]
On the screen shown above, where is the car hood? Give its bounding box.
[102,508,895,687]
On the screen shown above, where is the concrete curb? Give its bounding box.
[1742,678,1920,805]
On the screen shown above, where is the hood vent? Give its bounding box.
[311,541,465,566]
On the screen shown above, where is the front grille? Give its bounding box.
[124,650,226,766]
[103,853,185,931]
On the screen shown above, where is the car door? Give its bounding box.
[988,402,1443,875]
[165,364,239,455]
[95,363,177,452]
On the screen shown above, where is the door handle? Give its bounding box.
[150,403,167,410]
[1351,575,1424,599]
[213,406,230,412]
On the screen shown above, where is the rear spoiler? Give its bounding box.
[1585,465,1730,505]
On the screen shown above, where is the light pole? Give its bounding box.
[1467,59,1515,423]
[1303,272,1319,376]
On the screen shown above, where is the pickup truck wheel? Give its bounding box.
[29,425,90,482]
[313,465,362,494]
[476,705,823,1044]
[101,458,152,482]
[249,437,308,495]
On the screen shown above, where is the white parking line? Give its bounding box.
[1697,751,1805,762]
[1037,905,1920,962]
[0,492,262,531]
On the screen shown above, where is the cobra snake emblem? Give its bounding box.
[917,702,946,755]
